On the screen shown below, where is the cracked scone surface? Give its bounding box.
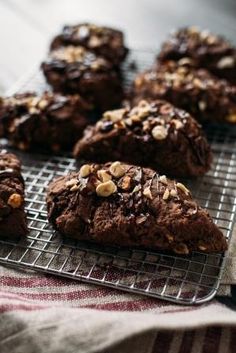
[47,162,227,254]
[0,150,28,239]
[74,99,212,177]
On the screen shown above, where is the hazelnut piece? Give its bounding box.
[151,125,168,140]
[109,161,125,178]
[79,164,92,178]
[8,193,22,208]
[96,180,117,197]
[97,170,112,182]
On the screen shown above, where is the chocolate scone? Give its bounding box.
[73,100,212,177]
[47,162,227,254]
[50,23,128,67]
[0,92,91,153]
[0,150,28,239]
[158,26,236,84]
[41,46,123,112]
[132,61,236,124]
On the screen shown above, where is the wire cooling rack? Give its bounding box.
[0,49,236,305]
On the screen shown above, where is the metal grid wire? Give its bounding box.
[0,50,236,305]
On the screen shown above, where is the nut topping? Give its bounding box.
[65,178,78,187]
[171,119,183,129]
[162,188,170,200]
[176,182,190,195]
[151,125,168,140]
[97,169,112,182]
[143,187,153,200]
[119,175,131,191]
[217,56,235,69]
[79,164,92,178]
[174,243,189,255]
[170,189,178,197]
[159,175,168,185]
[103,109,126,123]
[109,161,125,178]
[7,193,22,208]
[96,180,117,197]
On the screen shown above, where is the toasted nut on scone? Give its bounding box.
[151,125,168,140]
[7,193,22,208]
[176,182,190,195]
[96,180,117,197]
[174,243,189,255]
[162,188,170,200]
[143,186,153,200]
[79,164,92,178]
[65,178,78,187]
[159,175,168,184]
[97,169,112,182]
[109,161,125,178]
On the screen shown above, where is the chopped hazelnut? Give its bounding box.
[96,180,117,197]
[143,187,153,200]
[38,99,48,110]
[79,164,92,178]
[7,193,22,208]
[171,119,183,129]
[119,175,132,191]
[159,175,168,185]
[198,101,207,111]
[109,161,126,178]
[70,184,79,192]
[170,189,178,197]
[151,125,168,140]
[217,56,235,69]
[132,185,141,193]
[162,188,170,200]
[29,107,40,114]
[97,169,112,182]
[65,178,78,187]
[176,182,190,195]
[178,57,194,66]
[174,243,189,255]
[103,109,126,123]
[198,245,207,251]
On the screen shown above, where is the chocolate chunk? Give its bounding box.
[158,26,236,84]
[0,150,28,239]
[73,100,212,177]
[46,162,227,254]
[41,46,124,112]
[131,61,236,124]
[0,92,91,153]
[50,23,128,67]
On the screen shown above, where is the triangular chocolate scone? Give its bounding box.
[74,100,212,177]
[47,162,227,254]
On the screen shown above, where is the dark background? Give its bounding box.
[0,0,236,93]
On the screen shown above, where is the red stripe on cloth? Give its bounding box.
[179,330,195,353]
[152,331,174,353]
[0,275,78,287]
[202,327,222,353]
[80,297,166,311]
[0,303,47,313]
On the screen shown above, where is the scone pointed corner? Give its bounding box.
[47,161,227,255]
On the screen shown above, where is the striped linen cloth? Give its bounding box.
[0,232,236,353]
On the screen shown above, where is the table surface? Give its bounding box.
[0,0,236,94]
